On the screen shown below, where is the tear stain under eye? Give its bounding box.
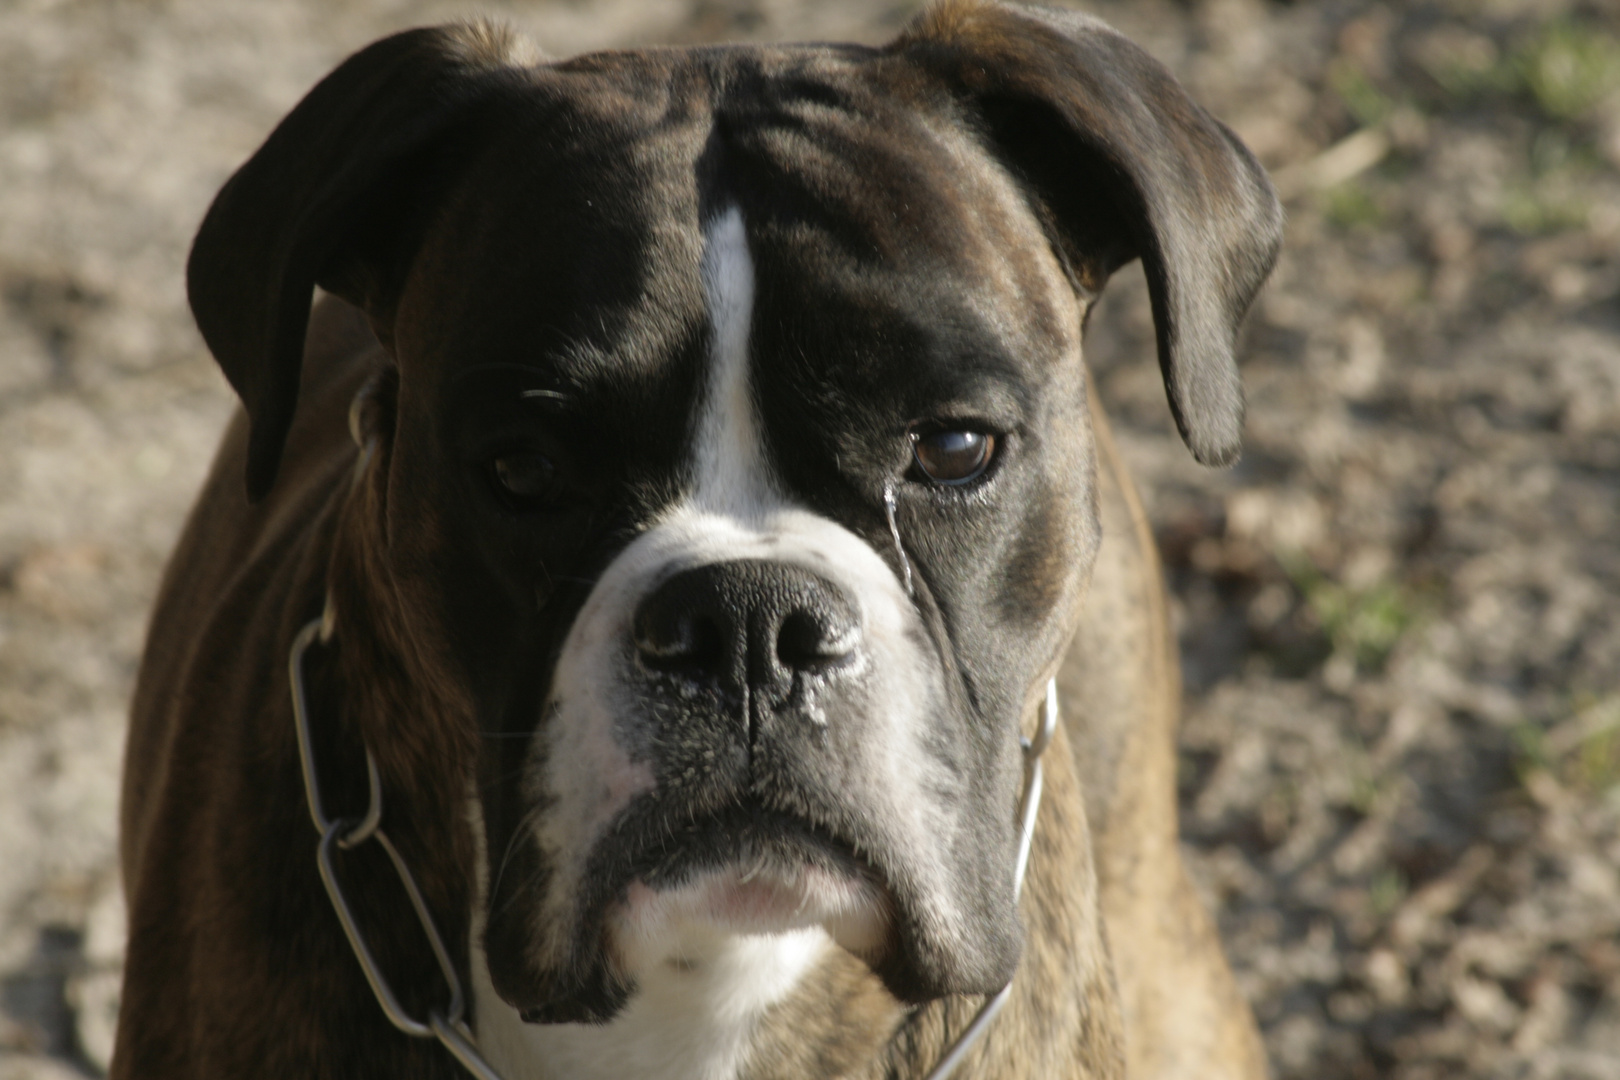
[883,481,915,599]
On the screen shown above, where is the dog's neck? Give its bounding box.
[469,922,831,1080]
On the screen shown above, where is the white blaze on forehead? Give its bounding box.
[694,206,770,514]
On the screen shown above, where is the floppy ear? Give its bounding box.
[187,22,534,500]
[894,0,1283,466]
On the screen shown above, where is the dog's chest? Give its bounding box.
[471,928,831,1080]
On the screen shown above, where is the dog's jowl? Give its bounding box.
[116,3,1282,1078]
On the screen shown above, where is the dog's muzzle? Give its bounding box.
[289,601,1058,1080]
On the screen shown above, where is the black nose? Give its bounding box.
[632,560,859,697]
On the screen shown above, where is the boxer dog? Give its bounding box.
[115,2,1282,1077]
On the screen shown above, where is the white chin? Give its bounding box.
[608,863,890,973]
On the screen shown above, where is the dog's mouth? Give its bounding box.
[497,799,899,1025]
[592,801,894,967]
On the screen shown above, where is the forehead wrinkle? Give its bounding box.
[725,85,1079,369]
[400,131,709,368]
[908,117,1083,363]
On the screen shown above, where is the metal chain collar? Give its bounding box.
[289,614,503,1080]
[289,610,1057,1080]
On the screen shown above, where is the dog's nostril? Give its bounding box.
[633,607,725,670]
[776,609,853,671]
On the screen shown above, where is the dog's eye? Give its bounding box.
[911,429,995,485]
[491,452,558,504]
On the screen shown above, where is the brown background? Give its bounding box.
[1,1,1617,1077]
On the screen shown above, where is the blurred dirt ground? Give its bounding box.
[2,0,1618,1077]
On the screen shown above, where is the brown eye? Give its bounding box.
[911,430,995,485]
[492,452,557,503]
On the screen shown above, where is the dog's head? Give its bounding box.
[187,1,1279,1024]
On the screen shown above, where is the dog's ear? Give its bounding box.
[894,0,1282,466]
[187,22,535,500]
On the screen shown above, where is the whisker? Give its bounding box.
[477,765,535,795]
[489,802,546,907]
